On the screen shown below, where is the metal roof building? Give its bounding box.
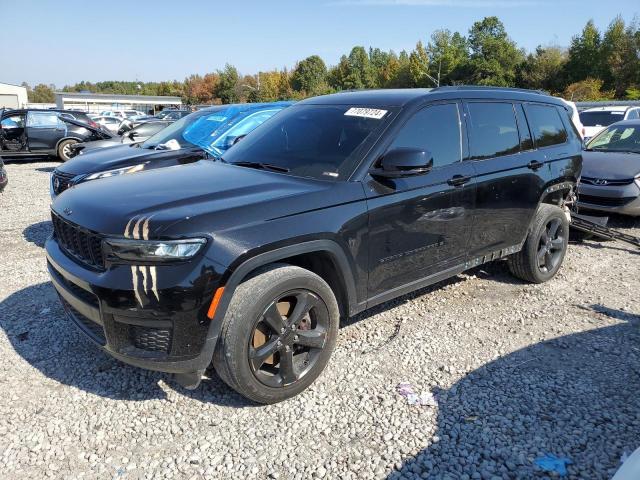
[54,91,182,114]
[0,82,29,109]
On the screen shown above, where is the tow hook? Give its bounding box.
[173,369,205,390]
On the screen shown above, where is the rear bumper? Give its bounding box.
[45,237,226,380]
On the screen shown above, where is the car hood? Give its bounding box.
[51,161,357,238]
[58,144,205,176]
[581,150,640,180]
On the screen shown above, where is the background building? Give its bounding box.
[0,82,28,109]
[54,92,182,114]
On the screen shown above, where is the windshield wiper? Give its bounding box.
[232,161,290,173]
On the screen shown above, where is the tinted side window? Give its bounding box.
[515,104,533,151]
[525,104,568,148]
[388,103,461,168]
[466,102,520,160]
[134,123,164,136]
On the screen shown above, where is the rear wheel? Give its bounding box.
[213,264,339,404]
[508,204,569,283]
[57,139,78,161]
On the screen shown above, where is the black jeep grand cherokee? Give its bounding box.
[46,87,581,403]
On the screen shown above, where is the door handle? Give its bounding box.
[447,174,471,187]
[527,160,544,170]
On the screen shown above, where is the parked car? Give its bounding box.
[579,105,640,141]
[50,102,293,197]
[92,115,122,134]
[577,119,640,216]
[0,109,113,161]
[117,110,190,135]
[0,158,7,192]
[99,110,144,119]
[68,120,173,157]
[561,99,584,138]
[46,88,582,402]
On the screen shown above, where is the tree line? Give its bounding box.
[23,15,640,105]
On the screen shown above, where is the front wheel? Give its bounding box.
[213,264,339,404]
[507,204,569,283]
[57,139,78,161]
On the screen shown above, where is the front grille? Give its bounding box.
[52,170,76,195]
[62,298,106,345]
[52,213,105,269]
[578,194,636,207]
[130,325,172,353]
[581,176,635,186]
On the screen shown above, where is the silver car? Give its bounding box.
[577,119,640,216]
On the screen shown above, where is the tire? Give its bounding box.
[57,139,78,161]
[213,264,339,404]
[507,204,569,284]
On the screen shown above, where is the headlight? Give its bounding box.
[85,164,146,181]
[105,238,207,262]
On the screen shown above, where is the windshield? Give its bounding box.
[586,124,640,153]
[580,111,625,127]
[222,104,393,181]
[142,108,229,150]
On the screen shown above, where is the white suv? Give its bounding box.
[579,105,640,140]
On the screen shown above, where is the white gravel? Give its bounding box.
[1,161,639,479]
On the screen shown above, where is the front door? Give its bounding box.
[0,113,28,152]
[26,111,66,153]
[365,102,476,301]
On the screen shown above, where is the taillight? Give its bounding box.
[582,127,585,136]
[89,120,99,128]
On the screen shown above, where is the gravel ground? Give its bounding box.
[1,161,639,480]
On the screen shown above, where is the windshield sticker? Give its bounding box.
[344,107,387,120]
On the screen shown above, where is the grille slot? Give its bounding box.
[52,213,105,269]
[130,325,172,353]
[52,170,76,195]
[578,194,636,207]
[62,298,106,345]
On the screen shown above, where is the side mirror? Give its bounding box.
[370,148,433,179]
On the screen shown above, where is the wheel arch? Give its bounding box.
[55,136,83,152]
[212,240,359,326]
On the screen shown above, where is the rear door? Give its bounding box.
[26,111,65,152]
[365,102,476,300]
[463,101,543,258]
[0,112,28,152]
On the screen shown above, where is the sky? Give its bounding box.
[1,0,638,88]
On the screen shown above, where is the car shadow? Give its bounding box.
[35,166,56,173]
[23,220,53,248]
[0,281,255,407]
[388,305,640,479]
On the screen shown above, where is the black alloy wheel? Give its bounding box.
[249,290,329,388]
[537,217,565,274]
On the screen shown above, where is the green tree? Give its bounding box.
[601,16,638,97]
[467,16,524,86]
[328,47,375,90]
[216,64,240,104]
[563,77,613,101]
[564,19,602,84]
[427,30,469,85]
[28,83,56,103]
[408,41,433,87]
[517,45,567,93]
[291,55,328,95]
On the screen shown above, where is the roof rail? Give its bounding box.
[431,85,548,95]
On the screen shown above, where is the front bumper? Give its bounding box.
[576,181,640,216]
[45,237,226,383]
